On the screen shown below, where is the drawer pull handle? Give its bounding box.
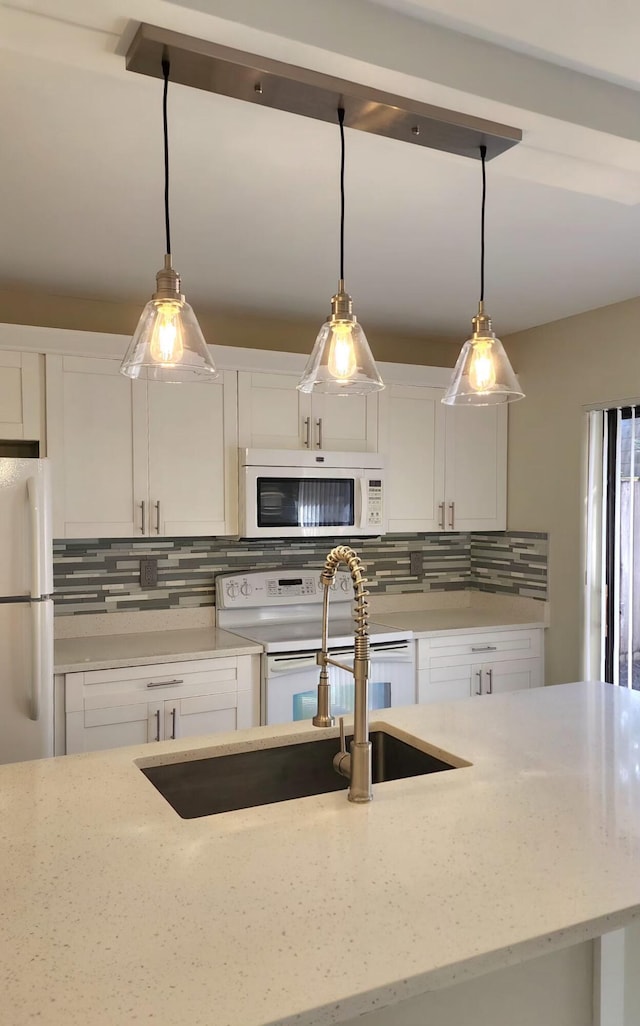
[154,709,161,742]
[146,678,184,689]
[170,707,177,740]
[487,668,493,694]
[475,669,482,696]
[471,645,497,652]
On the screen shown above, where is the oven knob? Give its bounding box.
[240,581,252,597]
[226,582,239,599]
[340,578,350,592]
[330,579,337,591]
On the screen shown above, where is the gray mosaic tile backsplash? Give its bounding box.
[53,531,547,615]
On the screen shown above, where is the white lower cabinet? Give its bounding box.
[63,655,260,754]
[417,628,544,704]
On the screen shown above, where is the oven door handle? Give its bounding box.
[370,643,412,656]
[269,655,320,673]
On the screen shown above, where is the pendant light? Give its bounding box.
[121,58,217,383]
[298,108,384,396]
[442,145,523,406]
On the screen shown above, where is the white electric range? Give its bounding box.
[216,569,415,725]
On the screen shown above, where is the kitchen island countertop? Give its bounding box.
[2,682,639,1026]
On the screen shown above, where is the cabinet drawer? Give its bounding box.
[82,657,238,686]
[417,628,542,669]
[66,658,240,713]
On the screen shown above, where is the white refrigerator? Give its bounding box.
[0,458,54,764]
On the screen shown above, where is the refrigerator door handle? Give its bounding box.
[27,474,49,600]
[29,601,52,724]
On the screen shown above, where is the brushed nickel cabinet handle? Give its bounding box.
[487,668,493,694]
[170,707,177,740]
[146,679,184,689]
[303,416,311,448]
[475,669,482,696]
[154,709,161,742]
[316,418,323,449]
[438,502,445,530]
[471,645,498,652]
[448,501,455,530]
[155,500,161,534]
[140,500,146,535]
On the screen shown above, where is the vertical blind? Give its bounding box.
[605,406,640,688]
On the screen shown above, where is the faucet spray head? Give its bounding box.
[312,666,335,728]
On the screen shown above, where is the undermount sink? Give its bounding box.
[139,728,461,819]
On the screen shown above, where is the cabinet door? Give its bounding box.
[164,693,239,740]
[238,371,311,449]
[418,664,475,704]
[66,701,162,753]
[147,370,238,536]
[379,384,445,532]
[0,351,43,443]
[46,356,147,537]
[444,403,507,531]
[311,392,378,452]
[481,657,543,696]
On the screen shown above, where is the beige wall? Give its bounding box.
[0,285,457,368]
[507,295,640,685]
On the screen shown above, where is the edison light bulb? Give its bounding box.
[468,339,496,392]
[327,321,357,382]
[149,301,185,365]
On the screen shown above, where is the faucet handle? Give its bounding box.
[333,716,351,779]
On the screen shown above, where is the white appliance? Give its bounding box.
[0,459,54,764]
[239,449,385,538]
[216,569,414,725]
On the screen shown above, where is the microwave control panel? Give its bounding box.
[366,478,383,528]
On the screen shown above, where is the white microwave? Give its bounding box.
[239,449,386,538]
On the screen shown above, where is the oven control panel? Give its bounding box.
[216,569,353,608]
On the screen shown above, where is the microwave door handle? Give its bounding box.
[357,476,367,530]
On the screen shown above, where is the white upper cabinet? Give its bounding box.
[0,350,45,446]
[238,371,378,452]
[443,403,507,531]
[378,383,446,533]
[378,365,507,532]
[146,374,237,536]
[46,356,237,538]
[46,356,144,537]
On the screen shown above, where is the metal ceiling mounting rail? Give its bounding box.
[125,23,522,161]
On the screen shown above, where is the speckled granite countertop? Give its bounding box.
[54,627,262,673]
[2,682,640,1026]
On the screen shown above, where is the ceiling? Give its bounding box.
[2,0,640,338]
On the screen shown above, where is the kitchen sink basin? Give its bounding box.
[139,729,460,819]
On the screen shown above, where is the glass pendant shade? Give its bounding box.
[298,283,384,396]
[121,257,218,383]
[442,303,524,406]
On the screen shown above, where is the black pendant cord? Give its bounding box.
[338,107,345,283]
[479,143,487,303]
[162,57,172,257]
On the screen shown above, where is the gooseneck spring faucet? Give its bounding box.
[312,545,372,803]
